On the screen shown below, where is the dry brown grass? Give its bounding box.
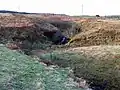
[64,45,120,60]
[0,14,33,27]
[69,19,120,47]
[40,45,120,90]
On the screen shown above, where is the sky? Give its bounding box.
[0,0,120,16]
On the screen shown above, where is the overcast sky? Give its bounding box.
[0,0,120,16]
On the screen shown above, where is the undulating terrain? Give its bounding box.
[0,12,120,90]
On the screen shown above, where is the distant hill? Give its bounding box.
[0,10,69,16]
[0,10,37,14]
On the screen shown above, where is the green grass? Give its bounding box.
[0,45,84,90]
[40,51,120,90]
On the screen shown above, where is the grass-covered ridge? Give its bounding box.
[40,48,120,90]
[0,45,84,90]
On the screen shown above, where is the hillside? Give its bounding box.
[0,45,85,90]
[69,19,120,46]
[0,13,120,90]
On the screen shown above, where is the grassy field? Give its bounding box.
[1,13,120,90]
[0,45,85,90]
[40,46,120,90]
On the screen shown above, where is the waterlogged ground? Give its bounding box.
[0,45,86,90]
